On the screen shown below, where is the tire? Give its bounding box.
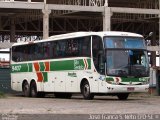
[22,81,30,97]
[81,81,94,100]
[30,82,45,98]
[117,93,129,100]
[30,81,39,98]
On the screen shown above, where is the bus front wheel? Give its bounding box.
[117,93,129,100]
[81,81,94,100]
[22,81,30,97]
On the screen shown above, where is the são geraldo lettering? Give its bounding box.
[74,60,84,70]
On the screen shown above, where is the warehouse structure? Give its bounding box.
[0,0,160,65]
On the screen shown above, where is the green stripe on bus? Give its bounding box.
[121,77,140,82]
[87,59,91,69]
[39,62,45,71]
[12,64,29,73]
[11,58,91,73]
[121,77,148,82]
[28,63,32,72]
[42,72,48,82]
[50,60,74,71]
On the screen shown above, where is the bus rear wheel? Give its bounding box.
[30,81,45,98]
[81,81,94,100]
[117,93,129,100]
[30,82,37,97]
[22,81,30,97]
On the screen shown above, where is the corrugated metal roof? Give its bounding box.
[0,42,14,49]
[147,46,160,51]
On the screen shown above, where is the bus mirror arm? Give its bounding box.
[144,32,153,40]
[103,56,106,63]
[98,51,106,62]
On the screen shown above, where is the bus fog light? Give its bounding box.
[107,87,111,90]
[142,81,149,85]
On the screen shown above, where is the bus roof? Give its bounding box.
[12,31,143,46]
[49,31,143,39]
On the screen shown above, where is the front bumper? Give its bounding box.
[105,84,149,93]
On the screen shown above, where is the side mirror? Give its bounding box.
[149,32,153,37]
[145,32,153,40]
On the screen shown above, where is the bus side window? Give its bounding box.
[92,36,104,74]
[35,43,41,60]
[43,43,50,59]
[12,47,20,62]
[82,37,91,57]
[23,46,28,61]
[49,41,56,59]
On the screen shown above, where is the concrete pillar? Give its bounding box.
[42,5,51,39]
[0,16,1,31]
[159,14,160,66]
[151,23,156,66]
[10,16,15,42]
[158,0,160,66]
[104,0,108,6]
[103,0,112,31]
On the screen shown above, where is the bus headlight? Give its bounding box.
[142,79,149,85]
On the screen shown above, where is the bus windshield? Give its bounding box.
[104,36,145,49]
[104,36,149,77]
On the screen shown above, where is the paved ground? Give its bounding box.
[0,93,160,114]
[0,93,160,120]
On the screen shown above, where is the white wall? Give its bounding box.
[0,49,9,61]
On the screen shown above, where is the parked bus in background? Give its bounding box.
[11,32,150,100]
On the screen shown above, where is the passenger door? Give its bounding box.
[92,36,104,92]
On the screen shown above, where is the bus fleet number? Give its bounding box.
[12,65,21,72]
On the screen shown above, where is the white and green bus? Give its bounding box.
[11,31,150,100]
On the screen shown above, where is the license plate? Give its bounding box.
[127,87,135,91]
